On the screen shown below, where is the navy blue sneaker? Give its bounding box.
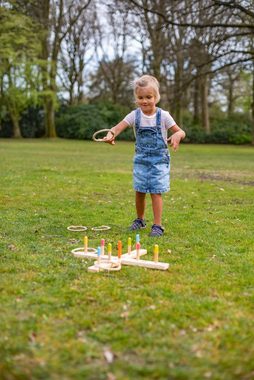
[129,218,146,231]
[149,224,164,237]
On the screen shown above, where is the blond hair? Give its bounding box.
[133,75,160,104]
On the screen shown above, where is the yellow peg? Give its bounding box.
[108,243,112,261]
[153,244,159,262]
[84,236,88,253]
[128,237,132,254]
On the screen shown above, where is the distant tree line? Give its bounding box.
[0,0,253,143]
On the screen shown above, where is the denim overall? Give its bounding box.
[133,108,170,194]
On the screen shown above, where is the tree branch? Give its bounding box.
[128,0,254,29]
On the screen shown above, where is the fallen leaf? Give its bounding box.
[120,311,129,319]
[8,244,17,251]
[28,332,37,344]
[103,347,114,364]
[68,239,79,244]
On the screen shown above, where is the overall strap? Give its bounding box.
[135,108,141,130]
[156,108,161,127]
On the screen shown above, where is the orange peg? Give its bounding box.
[117,240,122,259]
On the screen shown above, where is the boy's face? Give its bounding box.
[135,86,157,115]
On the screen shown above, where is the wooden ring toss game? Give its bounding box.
[71,235,169,273]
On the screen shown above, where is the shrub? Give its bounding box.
[0,106,45,138]
[94,101,135,141]
[182,112,252,144]
[56,104,107,139]
[0,116,13,138]
[183,127,207,144]
[228,134,252,145]
[20,106,45,137]
[56,102,136,141]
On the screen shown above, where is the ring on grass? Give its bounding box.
[94,260,121,272]
[67,226,88,232]
[92,129,115,142]
[91,225,111,231]
[71,247,97,254]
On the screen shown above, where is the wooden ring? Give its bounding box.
[71,247,97,254]
[67,226,88,232]
[94,261,121,271]
[92,129,115,142]
[91,225,111,231]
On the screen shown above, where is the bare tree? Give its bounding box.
[59,6,96,105]
[128,0,254,140]
[43,0,93,136]
[89,1,137,106]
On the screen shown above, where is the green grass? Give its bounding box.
[0,139,253,380]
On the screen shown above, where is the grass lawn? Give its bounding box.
[0,139,253,380]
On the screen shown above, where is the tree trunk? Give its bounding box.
[44,98,56,137]
[174,53,184,126]
[45,58,57,137]
[201,75,210,133]
[69,82,74,105]
[227,72,234,117]
[11,114,22,138]
[193,76,200,124]
[252,60,254,145]
[40,0,51,137]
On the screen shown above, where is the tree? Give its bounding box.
[89,57,135,106]
[58,6,96,105]
[11,0,92,137]
[0,5,42,137]
[89,1,136,107]
[128,0,254,140]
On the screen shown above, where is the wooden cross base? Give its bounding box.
[71,247,169,271]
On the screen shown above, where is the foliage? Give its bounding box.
[0,5,43,136]
[20,106,45,138]
[0,140,254,379]
[56,102,136,141]
[0,106,45,138]
[95,101,135,141]
[0,7,40,66]
[234,71,252,114]
[55,104,108,139]
[0,109,12,137]
[95,101,131,126]
[183,112,252,144]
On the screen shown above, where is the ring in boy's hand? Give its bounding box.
[92,129,115,142]
[167,136,172,143]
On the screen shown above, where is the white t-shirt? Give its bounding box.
[123,108,176,143]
